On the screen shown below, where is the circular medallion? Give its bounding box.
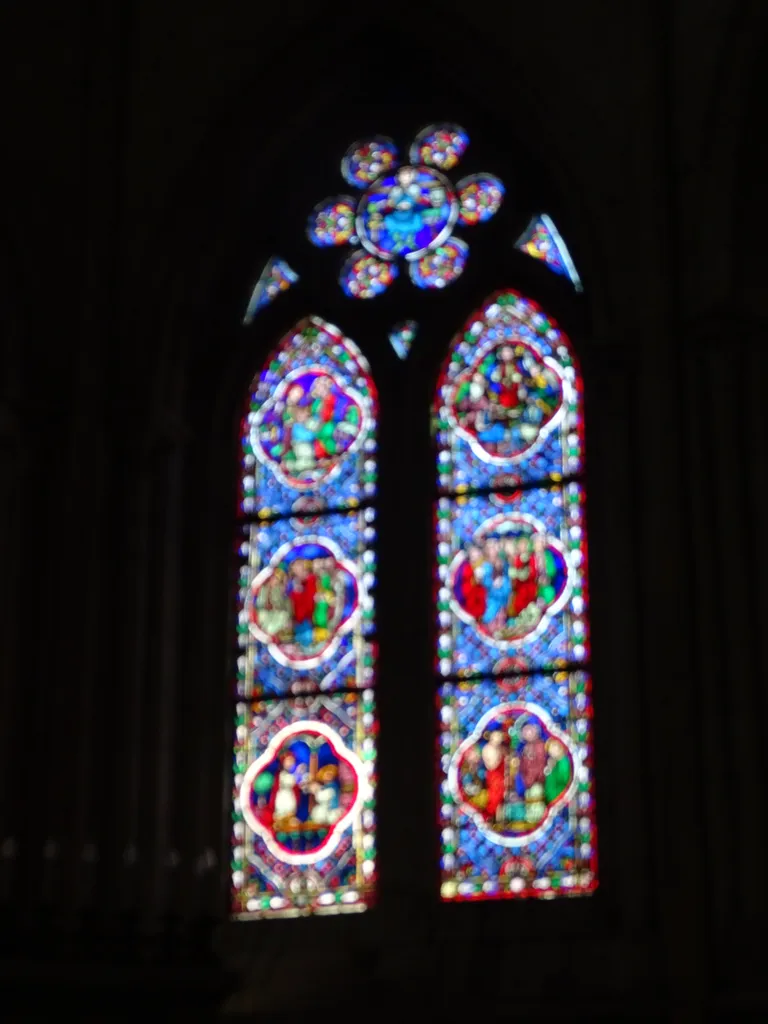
[446,338,565,465]
[341,137,398,189]
[340,251,398,298]
[457,173,505,226]
[448,513,570,648]
[251,366,367,490]
[409,123,469,171]
[241,721,366,864]
[246,536,362,669]
[356,165,458,261]
[409,236,468,289]
[308,196,358,247]
[448,702,577,847]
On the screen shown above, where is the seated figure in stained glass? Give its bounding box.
[449,342,563,463]
[358,166,457,260]
[254,369,364,489]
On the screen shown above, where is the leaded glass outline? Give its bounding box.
[231,315,379,919]
[434,288,597,902]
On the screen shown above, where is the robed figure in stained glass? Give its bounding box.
[233,318,378,919]
[436,290,596,902]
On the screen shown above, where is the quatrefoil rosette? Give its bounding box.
[307,124,505,298]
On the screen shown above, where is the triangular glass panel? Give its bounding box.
[243,257,299,324]
[515,214,583,292]
[388,320,418,360]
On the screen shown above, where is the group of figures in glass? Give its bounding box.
[233,694,376,915]
[248,540,359,665]
[453,706,574,838]
[451,521,568,643]
[449,342,563,462]
[254,369,365,489]
[248,730,356,848]
[232,129,595,919]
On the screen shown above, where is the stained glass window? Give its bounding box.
[307,126,504,298]
[434,289,596,901]
[231,316,378,919]
[515,214,583,292]
[243,257,299,324]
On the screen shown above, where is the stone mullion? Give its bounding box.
[581,349,652,938]
[46,0,135,931]
[633,346,709,1020]
[648,3,710,1018]
[738,336,768,917]
[679,330,768,1006]
[141,401,189,928]
[68,426,111,920]
[190,436,234,922]
[0,405,24,917]
[681,352,732,938]
[108,439,154,919]
[705,345,765,918]
[709,334,768,996]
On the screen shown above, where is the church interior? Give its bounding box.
[2,2,768,1020]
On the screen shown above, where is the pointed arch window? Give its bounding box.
[231,317,378,918]
[230,120,595,919]
[434,290,596,900]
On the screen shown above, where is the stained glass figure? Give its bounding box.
[233,317,378,918]
[243,257,299,324]
[341,137,399,189]
[457,174,505,226]
[308,196,358,247]
[439,675,596,900]
[310,125,504,298]
[436,488,587,677]
[388,320,418,360]
[236,511,376,697]
[357,166,458,260]
[241,317,377,518]
[433,290,582,493]
[410,237,468,290]
[340,251,398,299]
[232,690,377,918]
[515,213,584,292]
[434,289,595,901]
[410,123,469,171]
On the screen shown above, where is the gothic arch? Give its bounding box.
[97,29,657,953]
[142,13,600,436]
[210,102,648,942]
